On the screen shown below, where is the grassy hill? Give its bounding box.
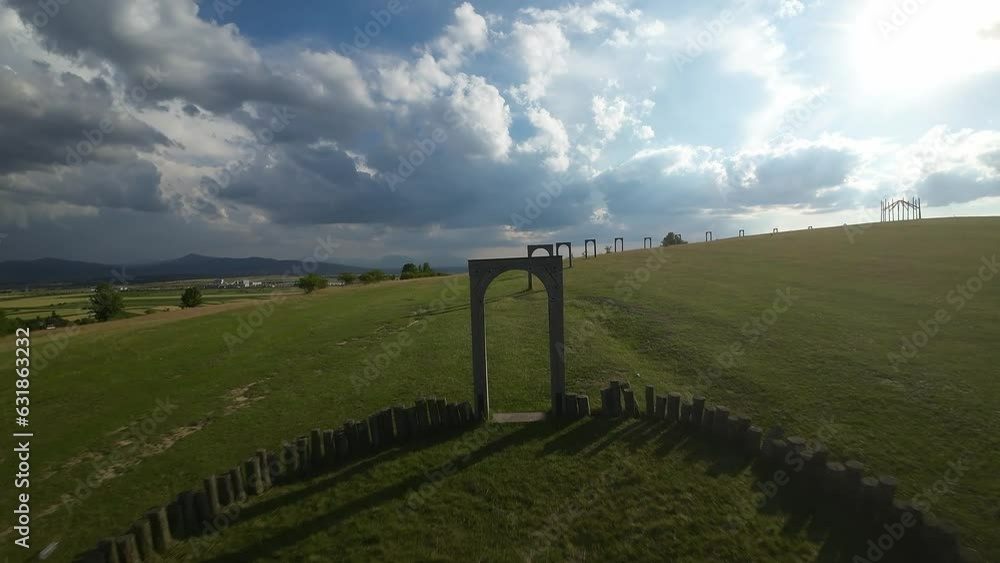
[1,217,998,562]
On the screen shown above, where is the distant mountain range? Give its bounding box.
[0,254,372,288]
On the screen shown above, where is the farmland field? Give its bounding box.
[0,217,998,562]
[0,287,297,321]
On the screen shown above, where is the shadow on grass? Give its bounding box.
[198,417,921,563]
[202,423,549,563]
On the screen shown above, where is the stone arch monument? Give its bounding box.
[526,244,554,290]
[739,229,745,237]
[614,238,624,252]
[643,237,653,249]
[555,241,573,268]
[584,238,597,259]
[772,228,779,235]
[705,231,713,242]
[468,256,566,419]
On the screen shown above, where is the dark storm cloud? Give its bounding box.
[595,144,861,222]
[915,171,1000,207]
[0,67,170,174]
[1,157,167,213]
[211,139,593,230]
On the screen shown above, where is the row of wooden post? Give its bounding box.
[596,380,964,562]
[87,397,475,563]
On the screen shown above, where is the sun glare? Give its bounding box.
[849,0,1000,98]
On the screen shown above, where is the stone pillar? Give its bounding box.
[713,406,730,441]
[859,476,878,515]
[146,506,172,554]
[256,449,272,490]
[702,407,716,437]
[600,388,612,417]
[115,535,140,563]
[645,385,655,418]
[727,416,741,446]
[844,460,864,508]
[357,420,372,452]
[823,462,846,497]
[179,491,198,537]
[577,395,591,416]
[679,401,692,424]
[666,393,681,422]
[433,400,447,430]
[623,388,637,417]
[296,436,311,472]
[218,472,235,506]
[166,499,185,541]
[231,465,246,502]
[565,393,579,418]
[405,407,420,437]
[786,436,806,453]
[203,475,221,519]
[322,430,337,464]
[874,475,898,514]
[691,396,705,429]
[130,518,154,561]
[415,399,431,433]
[459,401,474,425]
[428,397,442,429]
[367,413,382,448]
[393,406,410,440]
[310,428,325,465]
[609,380,622,417]
[744,426,762,456]
[244,456,263,496]
[334,430,350,460]
[98,538,119,563]
[655,396,667,420]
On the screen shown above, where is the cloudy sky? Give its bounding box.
[1,0,998,266]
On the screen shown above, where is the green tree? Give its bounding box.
[296,273,329,293]
[359,269,387,284]
[337,272,357,285]
[88,282,125,321]
[180,286,203,308]
[401,263,418,276]
[661,232,687,246]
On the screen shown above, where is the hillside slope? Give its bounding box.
[2,217,998,562]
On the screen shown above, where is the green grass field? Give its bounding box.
[1,217,998,562]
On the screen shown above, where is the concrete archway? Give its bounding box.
[584,238,597,259]
[643,237,653,249]
[555,242,573,268]
[739,229,745,237]
[772,228,779,235]
[614,238,624,252]
[705,231,713,242]
[468,256,566,419]
[526,244,554,290]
